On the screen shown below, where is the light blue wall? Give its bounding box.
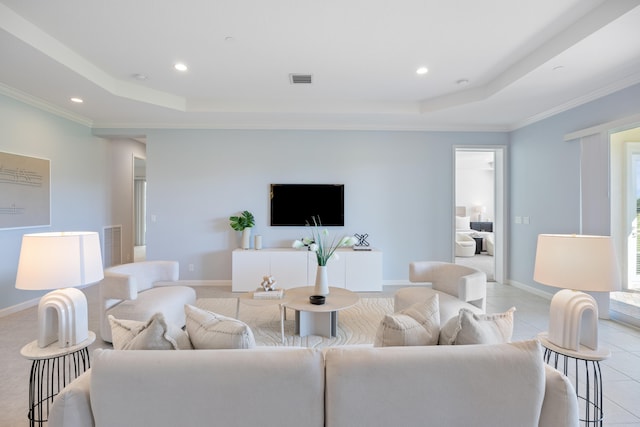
[508,82,640,294]
[2,81,639,311]
[144,129,507,281]
[0,94,110,310]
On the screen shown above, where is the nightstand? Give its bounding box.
[20,331,95,427]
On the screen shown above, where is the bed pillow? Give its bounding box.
[439,307,515,345]
[185,304,256,349]
[108,313,193,350]
[456,216,471,230]
[374,293,440,347]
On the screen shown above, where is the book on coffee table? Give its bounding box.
[253,289,284,299]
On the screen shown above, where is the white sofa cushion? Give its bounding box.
[108,313,192,350]
[185,304,255,349]
[89,348,325,427]
[439,307,515,345]
[324,340,546,427]
[374,293,439,347]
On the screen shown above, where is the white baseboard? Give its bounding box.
[177,279,231,287]
[0,297,39,318]
[505,279,554,301]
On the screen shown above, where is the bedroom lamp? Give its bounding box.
[15,232,104,348]
[533,234,620,351]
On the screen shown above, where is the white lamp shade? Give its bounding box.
[533,234,621,293]
[15,231,104,290]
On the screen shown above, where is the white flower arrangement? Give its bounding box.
[292,217,358,266]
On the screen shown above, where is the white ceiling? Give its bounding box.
[1,0,640,131]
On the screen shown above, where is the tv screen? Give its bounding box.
[270,184,344,226]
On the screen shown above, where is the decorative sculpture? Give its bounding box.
[261,275,277,291]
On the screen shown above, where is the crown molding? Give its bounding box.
[0,83,93,127]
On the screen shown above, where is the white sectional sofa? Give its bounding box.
[49,340,578,427]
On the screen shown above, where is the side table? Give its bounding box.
[236,292,291,343]
[537,332,610,426]
[20,331,95,427]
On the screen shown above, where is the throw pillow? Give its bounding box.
[108,313,193,350]
[374,293,440,347]
[185,304,256,349]
[439,307,516,345]
[456,216,471,230]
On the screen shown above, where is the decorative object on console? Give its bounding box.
[353,233,371,250]
[15,231,104,348]
[229,210,255,249]
[533,234,620,351]
[254,234,262,250]
[292,216,357,296]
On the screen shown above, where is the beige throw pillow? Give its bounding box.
[185,304,256,349]
[108,313,193,350]
[374,293,440,347]
[439,307,516,345]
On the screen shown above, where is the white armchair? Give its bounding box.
[99,261,196,342]
[395,261,487,323]
[455,233,476,257]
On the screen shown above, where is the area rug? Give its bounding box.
[195,297,393,348]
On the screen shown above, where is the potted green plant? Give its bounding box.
[229,211,255,249]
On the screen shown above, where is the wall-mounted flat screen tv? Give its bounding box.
[270,184,344,226]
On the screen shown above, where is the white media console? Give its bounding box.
[232,248,382,292]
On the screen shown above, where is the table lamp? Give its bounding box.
[533,234,620,351]
[15,232,104,348]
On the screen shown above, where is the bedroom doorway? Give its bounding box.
[454,147,506,283]
[133,156,147,262]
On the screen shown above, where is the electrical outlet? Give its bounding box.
[515,216,522,224]
[188,264,195,272]
[523,216,530,224]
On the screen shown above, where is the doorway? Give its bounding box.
[610,126,640,325]
[133,156,146,262]
[454,147,506,283]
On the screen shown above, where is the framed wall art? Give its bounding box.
[0,151,50,229]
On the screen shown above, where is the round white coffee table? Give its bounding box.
[283,286,359,338]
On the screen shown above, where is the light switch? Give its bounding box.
[523,216,530,224]
[515,216,522,224]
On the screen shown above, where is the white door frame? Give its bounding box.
[453,146,507,283]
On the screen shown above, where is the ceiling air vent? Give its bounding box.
[289,74,313,84]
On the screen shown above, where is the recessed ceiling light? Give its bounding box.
[70,97,83,103]
[174,63,188,72]
[132,73,148,80]
[224,36,235,42]
[416,67,429,75]
[553,65,565,71]
[456,79,470,86]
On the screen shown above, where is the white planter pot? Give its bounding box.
[241,228,252,249]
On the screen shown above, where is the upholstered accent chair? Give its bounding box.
[98,260,196,342]
[395,261,487,323]
[455,232,476,257]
